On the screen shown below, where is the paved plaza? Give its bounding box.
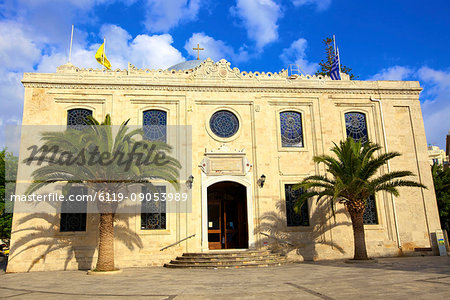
[0,256,449,299]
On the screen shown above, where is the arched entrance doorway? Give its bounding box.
[207,181,248,249]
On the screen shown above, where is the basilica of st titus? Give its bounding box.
[7,57,441,272]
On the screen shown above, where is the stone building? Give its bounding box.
[428,145,448,166]
[7,58,442,272]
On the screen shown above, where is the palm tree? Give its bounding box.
[24,115,181,271]
[295,138,426,260]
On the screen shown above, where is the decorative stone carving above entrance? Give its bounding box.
[199,144,252,176]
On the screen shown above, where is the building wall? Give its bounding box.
[7,59,441,272]
[428,145,448,166]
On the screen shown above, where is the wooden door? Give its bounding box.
[223,200,239,249]
[208,201,222,250]
[207,182,248,250]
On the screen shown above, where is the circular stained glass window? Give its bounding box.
[209,110,239,138]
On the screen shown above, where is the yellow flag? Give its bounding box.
[95,43,111,70]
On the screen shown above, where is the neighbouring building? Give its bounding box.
[7,58,442,272]
[428,145,448,166]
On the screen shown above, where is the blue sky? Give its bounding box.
[1,0,449,148]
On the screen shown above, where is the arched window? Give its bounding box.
[345,112,368,144]
[345,112,377,224]
[280,111,303,147]
[143,110,167,142]
[61,109,92,232]
[67,108,92,129]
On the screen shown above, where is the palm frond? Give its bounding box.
[25,114,183,200]
[368,171,415,189]
[359,152,401,179]
[294,137,424,213]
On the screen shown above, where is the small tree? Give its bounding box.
[431,164,450,232]
[296,138,425,260]
[0,149,18,241]
[24,115,181,271]
[315,37,358,80]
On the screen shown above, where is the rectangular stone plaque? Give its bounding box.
[210,158,243,174]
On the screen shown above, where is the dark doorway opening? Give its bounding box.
[207,181,248,249]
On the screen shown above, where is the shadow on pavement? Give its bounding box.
[299,256,450,275]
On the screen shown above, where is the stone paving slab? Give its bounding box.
[0,256,449,299]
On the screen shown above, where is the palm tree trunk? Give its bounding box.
[350,211,369,260]
[347,201,369,260]
[95,213,115,271]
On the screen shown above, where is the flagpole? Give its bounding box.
[333,35,341,77]
[103,37,105,72]
[333,34,336,56]
[69,25,74,63]
[337,47,341,77]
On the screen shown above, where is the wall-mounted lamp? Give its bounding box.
[186,175,194,189]
[257,174,266,188]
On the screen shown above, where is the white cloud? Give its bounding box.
[98,24,132,69]
[36,46,99,73]
[100,24,132,57]
[0,21,40,133]
[418,67,450,91]
[37,24,185,71]
[0,21,41,71]
[143,0,202,32]
[0,70,24,121]
[130,34,185,69]
[280,38,318,75]
[0,1,133,146]
[184,32,249,63]
[0,17,185,144]
[2,1,93,47]
[292,0,332,11]
[97,24,185,69]
[369,66,413,81]
[369,65,450,148]
[417,67,450,148]
[230,0,282,49]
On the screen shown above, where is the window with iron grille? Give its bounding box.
[60,186,87,232]
[67,108,92,130]
[285,184,309,227]
[363,195,378,225]
[141,185,166,230]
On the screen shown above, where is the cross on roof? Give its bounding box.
[193,44,204,60]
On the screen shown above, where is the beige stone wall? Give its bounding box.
[7,59,441,272]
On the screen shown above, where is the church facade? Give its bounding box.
[7,58,441,272]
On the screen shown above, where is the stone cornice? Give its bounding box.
[22,58,422,95]
[20,82,422,95]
